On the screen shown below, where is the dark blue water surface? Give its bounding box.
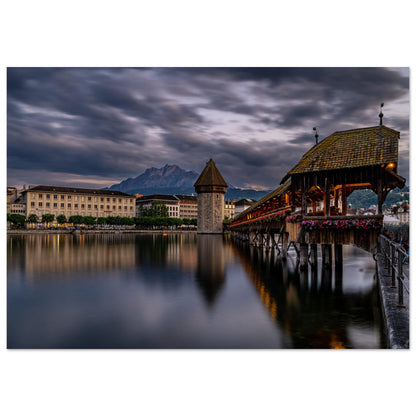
[7,233,385,348]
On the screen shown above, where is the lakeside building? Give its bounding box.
[234,198,256,216]
[395,204,409,224]
[136,194,180,218]
[20,185,136,218]
[7,187,26,215]
[136,194,199,219]
[175,195,198,219]
[224,199,235,220]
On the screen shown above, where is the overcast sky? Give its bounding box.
[7,67,409,190]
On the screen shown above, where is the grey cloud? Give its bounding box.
[7,67,409,189]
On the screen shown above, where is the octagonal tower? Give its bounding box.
[194,159,228,234]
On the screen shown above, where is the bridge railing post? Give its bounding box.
[390,243,396,288]
[397,250,404,307]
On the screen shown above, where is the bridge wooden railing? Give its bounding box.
[378,234,409,308]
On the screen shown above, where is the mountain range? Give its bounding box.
[105,164,271,201]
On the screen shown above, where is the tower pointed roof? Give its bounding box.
[194,159,228,188]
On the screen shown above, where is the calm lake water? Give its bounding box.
[7,233,385,349]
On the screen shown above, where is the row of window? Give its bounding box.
[30,193,134,204]
[29,211,134,218]
[31,201,133,210]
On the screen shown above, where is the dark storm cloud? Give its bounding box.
[7,67,409,189]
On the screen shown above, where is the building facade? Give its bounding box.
[194,159,228,234]
[136,194,180,217]
[175,195,198,219]
[234,198,256,215]
[224,199,235,220]
[21,185,136,218]
[7,187,26,215]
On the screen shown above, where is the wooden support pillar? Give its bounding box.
[299,243,309,270]
[310,243,318,268]
[324,179,331,216]
[301,192,307,215]
[342,185,347,215]
[265,233,271,252]
[301,177,307,215]
[334,188,340,212]
[322,244,332,268]
[376,178,385,215]
[282,232,288,259]
[312,200,317,215]
[334,244,343,266]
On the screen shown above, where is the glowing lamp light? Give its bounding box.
[386,163,395,170]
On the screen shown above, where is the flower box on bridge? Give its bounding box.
[300,215,383,252]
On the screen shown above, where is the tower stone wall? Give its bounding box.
[197,192,225,234]
[194,159,228,234]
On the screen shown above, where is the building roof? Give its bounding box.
[22,185,135,197]
[235,198,256,206]
[281,125,400,183]
[136,194,179,202]
[194,159,228,188]
[174,194,197,202]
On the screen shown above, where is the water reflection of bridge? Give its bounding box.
[231,239,382,348]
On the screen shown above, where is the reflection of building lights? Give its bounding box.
[330,333,345,349]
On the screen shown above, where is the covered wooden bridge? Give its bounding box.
[227,125,405,269]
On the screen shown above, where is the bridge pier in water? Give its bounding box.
[310,243,318,268]
[322,244,332,269]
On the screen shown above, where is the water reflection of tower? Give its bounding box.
[196,235,226,306]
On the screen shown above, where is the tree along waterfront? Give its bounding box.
[7,212,197,230]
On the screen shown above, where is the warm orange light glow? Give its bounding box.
[387,163,395,170]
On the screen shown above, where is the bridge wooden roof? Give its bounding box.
[194,159,228,188]
[233,180,291,221]
[281,125,400,184]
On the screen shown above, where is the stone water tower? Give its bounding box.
[194,159,228,234]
